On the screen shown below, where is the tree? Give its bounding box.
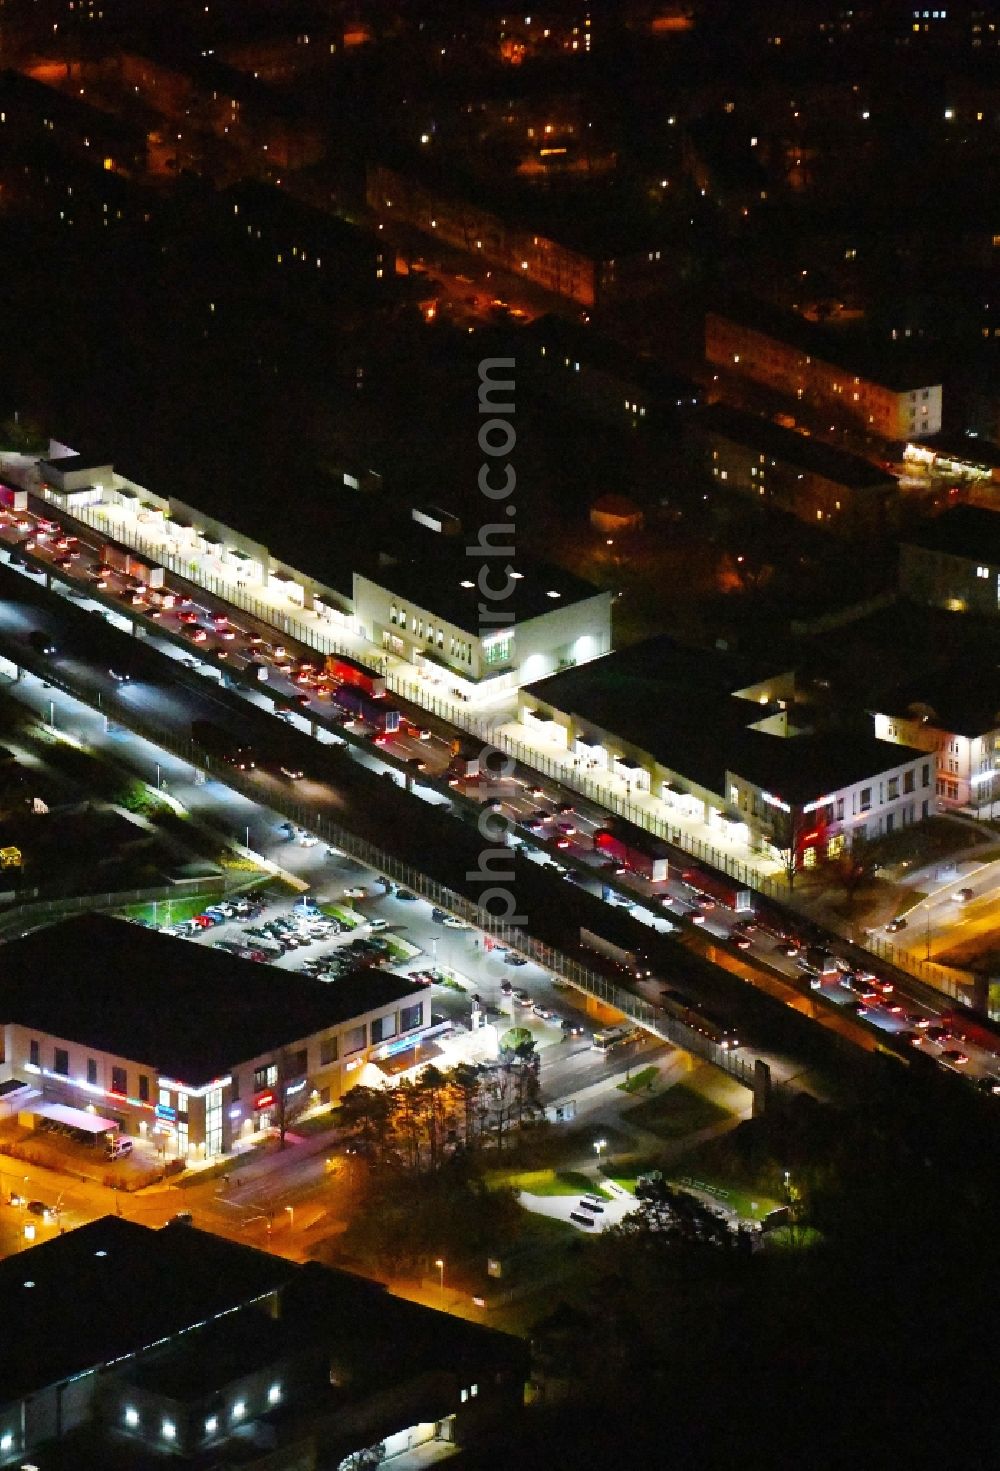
[337,1085,396,1166]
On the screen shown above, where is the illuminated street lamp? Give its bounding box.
[594,1138,607,1162]
[434,1257,445,1300]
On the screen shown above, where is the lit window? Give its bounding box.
[163,1420,176,1441]
[232,1401,246,1421]
[125,1407,139,1428]
[471,1383,479,1397]
[977,565,990,578]
[268,1383,282,1404]
[0,1433,12,1452]
[205,1416,218,1436]
[461,1389,469,1403]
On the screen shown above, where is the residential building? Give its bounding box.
[222,182,386,299]
[0,68,148,177]
[530,314,702,429]
[873,669,1000,807]
[366,162,681,308]
[0,914,430,1159]
[706,299,943,440]
[519,636,930,866]
[899,505,1000,613]
[696,404,899,535]
[0,1216,527,1468]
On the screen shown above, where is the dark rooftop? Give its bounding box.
[708,295,942,393]
[901,505,1000,562]
[696,405,898,491]
[524,637,787,793]
[0,915,426,1086]
[729,729,927,807]
[530,315,702,405]
[0,1216,527,1413]
[873,668,1000,739]
[0,1217,293,1403]
[360,543,606,636]
[916,433,1000,469]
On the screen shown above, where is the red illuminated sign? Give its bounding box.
[254,1090,275,1110]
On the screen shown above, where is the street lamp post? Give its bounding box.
[594,1138,607,1164]
[435,1257,445,1301]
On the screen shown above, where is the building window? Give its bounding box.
[87,1057,98,1086]
[268,1384,282,1405]
[483,634,513,667]
[111,1066,127,1095]
[162,1420,176,1442]
[400,1001,424,1032]
[343,1023,366,1055]
[287,1048,308,1078]
[887,777,899,801]
[320,1035,338,1065]
[205,1416,218,1436]
[206,1088,223,1158]
[138,1074,150,1102]
[254,1064,278,1091]
[372,1014,397,1044]
[29,1039,40,1068]
[124,1407,139,1429]
[904,769,915,794]
[977,565,990,578]
[859,788,872,813]
[53,1047,69,1076]
[231,1073,240,1102]
[159,1088,171,1108]
[923,762,931,786]
[836,797,845,821]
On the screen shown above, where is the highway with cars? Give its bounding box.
[0,494,998,1097]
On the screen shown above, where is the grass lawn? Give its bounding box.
[435,974,467,993]
[489,1168,610,1199]
[624,1082,733,1140]
[617,1066,659,1095]
[386,934,419,961]
[321,903,361,928]
[118,892,222,926]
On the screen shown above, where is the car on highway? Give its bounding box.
[926,1026,953,1044]
[954,887,975,903]
[904,1011,932,1029]
[560,1017,586,1036]
[504,951,528,966]
[940,1049,970,1067]
[443,916,471,929]
[533,1003,556,1020]
[27,630,58,656]
[885,917,907,932]
[27,1201,55,1221]
[397,890,417,902]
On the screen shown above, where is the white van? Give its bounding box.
[104,1135,133,1160]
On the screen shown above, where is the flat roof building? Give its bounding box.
[706,297,943,442]
[696,404,899,537]
[900,505,1000,614]
[354,543,613,700]
[0,1216,527,1467]
[520,637,931,868]
[0,914,430,1159]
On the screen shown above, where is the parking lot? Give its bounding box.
[159,848,663,1104]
